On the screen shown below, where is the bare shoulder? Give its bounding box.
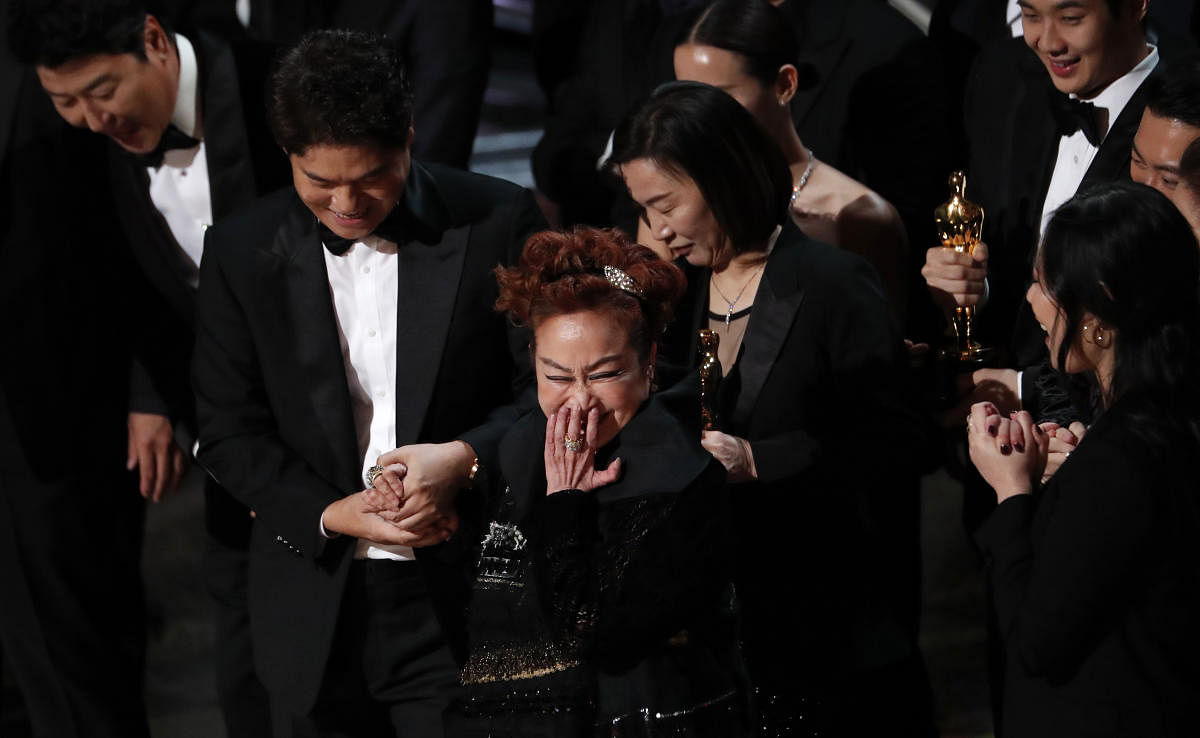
[838,190,903,235]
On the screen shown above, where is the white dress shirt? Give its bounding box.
[322,235,414,561]
[146,33,213,288]
[1039,47,1159,236]
[1007,0,1023,37]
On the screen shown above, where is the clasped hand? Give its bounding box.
[966,402,1049,502]
[321,441,473,547]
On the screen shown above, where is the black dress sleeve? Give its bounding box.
[532,461,730,673]
[975,431,1157,684]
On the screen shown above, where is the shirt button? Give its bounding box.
[376,388,387,397]
[367,329,377,337]
[1073,155,1079,164]
[362,266,371,274]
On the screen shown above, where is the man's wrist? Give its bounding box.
[319,507,341,539]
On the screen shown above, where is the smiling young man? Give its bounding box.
[192,29,544,738]
[923,0,1160,428]
[7,2,290,735]
[1131,55,1200,237]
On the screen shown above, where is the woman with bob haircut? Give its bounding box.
[415,227,753,736]
[610,81,938,735]
[968,181,1200,737]
[635,0,908,318]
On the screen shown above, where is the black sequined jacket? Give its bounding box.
[451,389,749,735]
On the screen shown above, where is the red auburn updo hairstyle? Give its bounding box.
[495,227,687,363]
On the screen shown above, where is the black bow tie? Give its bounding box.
[1052,94,1103,147]
[318,206,408,256]
[137,124,200,167]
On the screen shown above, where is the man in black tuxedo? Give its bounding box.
[193,29,542,737]
[923,0,1160,422]
[8,1,291,734]
[0,18,190,735]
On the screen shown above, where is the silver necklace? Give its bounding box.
[790,148,816,205]
[710,264,765,327]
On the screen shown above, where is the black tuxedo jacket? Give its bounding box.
[0,62,183,477]
[110,31,288,422]
[193,161,544,714]
[111,31,285,327]
[967,38,1157,376]
[659,222,938,689]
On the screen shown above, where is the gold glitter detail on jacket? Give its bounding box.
[460,639,583,685]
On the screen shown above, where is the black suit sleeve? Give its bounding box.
[459,187,545,473]
[975,433,1154,684]
[193,234,342,560]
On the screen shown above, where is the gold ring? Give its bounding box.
[365,465,385,488]
[563,435,585,452]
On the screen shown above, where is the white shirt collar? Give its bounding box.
[1007,0,1024,37]
[1078,45,1159,139]
[170,33,202,139]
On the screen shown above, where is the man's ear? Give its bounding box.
[1127,0,1149,24]
[143,14,173,63]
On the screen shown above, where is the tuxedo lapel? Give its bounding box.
[271,201,360,488]
[392,164,469,446]
[731,244,805,428]
[109,152,199,319]
[1008,80,1061,231]
[196,33,258,220]
[1082,78,1149,188]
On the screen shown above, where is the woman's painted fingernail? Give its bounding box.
[989,425,998,437]
[1001,444,1012,455]
[1013,442,1024,452]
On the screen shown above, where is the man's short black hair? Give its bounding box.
[267,29,414,156]
[1144,56,1200,130]
[7,0,166,68]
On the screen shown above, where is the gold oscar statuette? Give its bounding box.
[934,171,993,363]
[697,329,722,431]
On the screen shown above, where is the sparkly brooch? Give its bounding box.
[477,519,529,589]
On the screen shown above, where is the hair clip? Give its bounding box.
[603,265,645,298]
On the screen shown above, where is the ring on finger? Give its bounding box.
[563,435,585,452]
[365,465,385,488]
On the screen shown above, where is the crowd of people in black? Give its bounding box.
[2,0,1200,737]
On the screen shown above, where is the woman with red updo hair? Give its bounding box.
[445,227,751,737]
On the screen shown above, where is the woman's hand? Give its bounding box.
[967,402,1048,503]
[701,430,757,483]
[1038,421,1087,483]
[321,489,454,547]
[544,405,622,495]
